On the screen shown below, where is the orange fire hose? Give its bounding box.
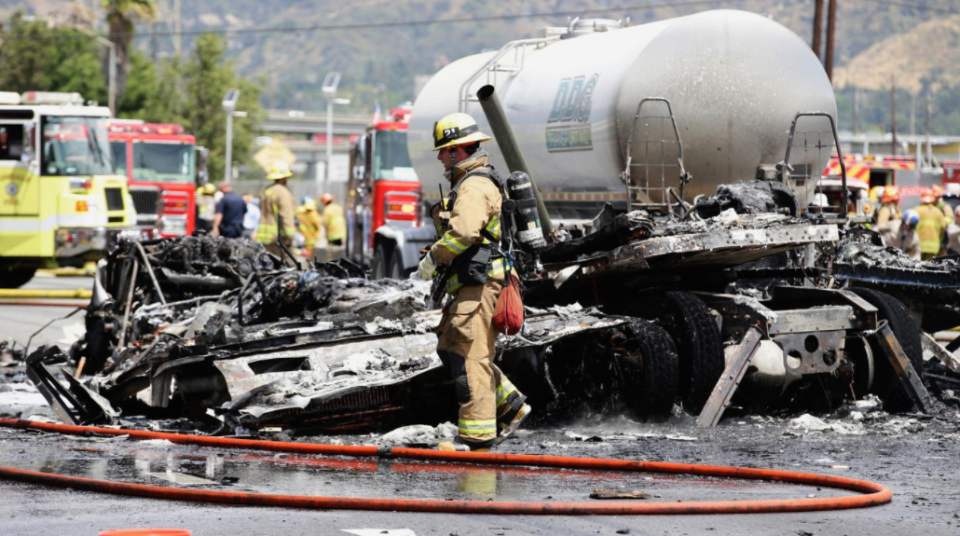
[0,418,892,515]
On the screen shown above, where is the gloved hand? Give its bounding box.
[417,252,437,281]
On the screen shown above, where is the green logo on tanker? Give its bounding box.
[546,74,597,152]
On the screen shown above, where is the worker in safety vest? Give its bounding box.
[256,161,298,262]
[916,189,947,260]
[932,185,955,223]
[320,193,347,246]
[877,210,921,260]
[947,210,960,255]
[875,185,901,226]
[296,197,322,258]
[417,112,531,452]
[195,182,217,234]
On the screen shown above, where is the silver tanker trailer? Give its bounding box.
[375,10,927,421]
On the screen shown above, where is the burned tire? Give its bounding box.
[615,319,679,418]
[0,266,36,289]
[630,291,724,413]
[851,288,923,413]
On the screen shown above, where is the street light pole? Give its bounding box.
[326,97,333,191]
[222,89,240,183]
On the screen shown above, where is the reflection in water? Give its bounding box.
[457,468,498,499]
[5,439,805,503]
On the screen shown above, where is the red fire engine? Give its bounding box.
[109,121,201,237]
[345,106,422,277]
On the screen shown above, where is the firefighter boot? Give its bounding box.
[495,401,531,447]
[438,437,492,453]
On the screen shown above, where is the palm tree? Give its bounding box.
[102,0,156,106]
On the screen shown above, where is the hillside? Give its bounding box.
[0,0,954,111]
[833,14,960,93]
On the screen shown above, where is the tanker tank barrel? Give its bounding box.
[477,84,553,237]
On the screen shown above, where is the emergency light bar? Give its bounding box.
[20,92,84,105]
[109,122,186,135]
[0,92,21,105]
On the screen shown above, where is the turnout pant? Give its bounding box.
[437,278,525,447]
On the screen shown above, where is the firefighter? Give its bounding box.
[916,188,947,260]
[932,185,955,223]
[296,197,321,258]
[195,182,217,234]
[877,209,921,260]
[317,193,345,247]
[256,161,298,262]
[417,112,531,452]
[875,185,901,226]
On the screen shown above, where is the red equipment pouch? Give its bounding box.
[493,274,524,335]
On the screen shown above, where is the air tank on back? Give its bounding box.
[409,10,837,215]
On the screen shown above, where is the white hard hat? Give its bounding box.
[810,193,829,207]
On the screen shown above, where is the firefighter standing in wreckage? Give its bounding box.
[417,113,531,452]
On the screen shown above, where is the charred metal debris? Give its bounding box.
[25,182,960,436]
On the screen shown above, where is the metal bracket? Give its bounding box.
[875,322,932,413]
[697,327,763,427]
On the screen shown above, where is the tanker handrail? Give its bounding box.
[782,111,846,223]
[458,36,559,112]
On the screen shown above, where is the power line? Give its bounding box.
[859,0,960,15]
[2,0,757,41]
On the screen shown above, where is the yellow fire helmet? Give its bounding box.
[267,161,293,180]
[433,112,492,151]
[201,182,216,195]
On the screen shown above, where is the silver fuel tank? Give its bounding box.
[409,10,836,215]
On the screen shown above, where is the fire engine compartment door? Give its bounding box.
[0,113,39,218]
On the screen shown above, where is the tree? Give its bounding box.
[181,34,263,182]
[0,11,106,104]
[102,0,156,106]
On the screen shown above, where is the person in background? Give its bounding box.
[243,195,260,240]
[877,209,921,260]
[875,185,901,226]
[195,182,217,234]
[212,182,246,238]
[297,197,322,258]
[320,192,347,246]
[916,189,947,260]
[256,161,298,262]
[932,185,955,223]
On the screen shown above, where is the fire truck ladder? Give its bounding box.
[620,97,691,218]
[458,36,559,112]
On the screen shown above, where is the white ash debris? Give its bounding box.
[375,422,457,445]
[551,303,584,319]
[788,414,866,435]
[563,430,697,442]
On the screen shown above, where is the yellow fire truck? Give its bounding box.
[0,91,138,288]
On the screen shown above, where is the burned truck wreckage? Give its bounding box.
[26,191,954,436]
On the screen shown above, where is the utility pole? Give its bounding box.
[925,93,932,165]
[825,0,837,81]
[890,75,897,157]
[812,0,824,59]
[174,0,182,57]
[910,92,916,136]
[853,86,859,135]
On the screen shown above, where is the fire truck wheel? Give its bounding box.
[616,319,679,419]
[629,291,724,414]
[388,249,405,279]
[371,244,391,280]
[0,267,37,289]
[851,288,924,413]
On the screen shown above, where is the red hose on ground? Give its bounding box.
[0,418,892,515]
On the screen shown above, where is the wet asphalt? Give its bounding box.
[1,276,959,535]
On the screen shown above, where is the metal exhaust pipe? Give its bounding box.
[476,85,553,237]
